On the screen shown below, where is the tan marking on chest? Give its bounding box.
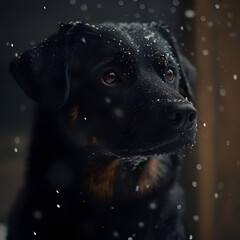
[136,157,160,195]
[86,158,120,201]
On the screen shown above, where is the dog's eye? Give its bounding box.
[164,68,174,82]
[101,71,119,85]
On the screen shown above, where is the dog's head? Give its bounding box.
[10,22,197,157]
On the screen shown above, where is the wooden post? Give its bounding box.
[194,1,219,240]
[194,0,240,239]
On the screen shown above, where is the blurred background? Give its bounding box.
[0,0,239,239]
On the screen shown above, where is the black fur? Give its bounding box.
[8,21,197,240]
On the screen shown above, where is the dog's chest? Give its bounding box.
[84,156,172,201]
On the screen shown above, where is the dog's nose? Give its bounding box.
[164,102,197,130]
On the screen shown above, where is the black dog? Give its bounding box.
[8,21,197,240]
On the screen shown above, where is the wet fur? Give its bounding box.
[8,22,196,240]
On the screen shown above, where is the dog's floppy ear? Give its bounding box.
[10,23,73,111]
[156,23,196,100]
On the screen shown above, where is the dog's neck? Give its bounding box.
[30,109,179,203]
[85,156,159,201]
[82,153,179,203]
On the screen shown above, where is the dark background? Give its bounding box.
[0,0,239,240]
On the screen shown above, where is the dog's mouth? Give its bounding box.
[112,127,197,158]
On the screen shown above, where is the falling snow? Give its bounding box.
[233,74,237,80]
[215,4,220,9]
[149,202,157,210]
[173,0,180,7]
[30,40,35,46]
[15,136,20,144]
[196,163,202,171]
[105,97,111,104]
[113,108,124,118]
[118,1,124,6]
[80,4,88,11]
[226,21,232,27]
[113,231,119,238]
[139,3,145,10]
[202,49,209,56]
[69,0,76,5]
[219,88,226,97]
[144,32,155,40]
[135,13,141,19]
[185,23,192,31]
[229,32,237,38]
[207,21,214,27]
[200,16,206,22]
[170,7,177,13]
[138,221,145,228]
[192,181,197,188]
[193,215,199,221]
[148,8,154,13]
[177,204,182,210]
[185,9,195,18]
[207,85,213,92]
[226,140,230,146]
